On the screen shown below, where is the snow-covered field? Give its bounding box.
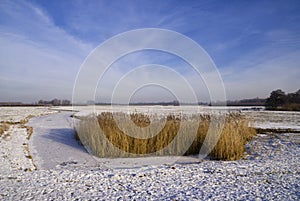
[70,105,264,117]
[0,106,57,123]
[0,107,57,175]
[0,106,299,200]
[63,105,300,131]
[245,110,300,131]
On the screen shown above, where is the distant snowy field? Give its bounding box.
[0,106,299,200]
[0,106,57,122]
[68,105,300,130]
[245,110,300,131]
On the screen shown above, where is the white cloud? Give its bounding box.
[220,48,300,100]
[0,1,93,102]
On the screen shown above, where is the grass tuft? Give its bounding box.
[0,123,10,137]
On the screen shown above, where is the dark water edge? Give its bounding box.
[255,128,300,134]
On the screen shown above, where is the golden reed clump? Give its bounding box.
[0,123,9,137]
[75,112,256,160]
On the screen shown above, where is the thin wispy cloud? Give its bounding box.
[0,0,92,102]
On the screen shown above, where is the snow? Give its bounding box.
[0,125,35,175]
[0,106,299,200]
[244,110,300,131]
[28,112,97,169]
[0,106,56,123]
[61,105,262,117]
[0,107,57,175]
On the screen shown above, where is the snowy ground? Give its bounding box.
[245,110,300,131]
[0,106,299,200]
[68,105,264,117]
[0,107,57,123]
[0,107,57,175]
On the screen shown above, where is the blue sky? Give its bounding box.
[0,0,299,103]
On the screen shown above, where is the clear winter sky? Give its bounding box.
[0,0,299,103]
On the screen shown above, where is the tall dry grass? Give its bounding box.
[0,123,9,137]
[75,112,256,160]
[186,113,257,160]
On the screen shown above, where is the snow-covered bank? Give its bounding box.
[0,107,57,174]
[0,125,35,175]
[1,129,299,200]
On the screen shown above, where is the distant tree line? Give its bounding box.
[94,100,181,106]
[265,89,300,111]
[38,99,71,106]
[0,102,24,106]
[128,100,180,106]
[226,98,266,106]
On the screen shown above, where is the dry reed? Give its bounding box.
[0,123,9,137]
[75,112,256,160]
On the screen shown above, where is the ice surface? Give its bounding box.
[28,112,97,169]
